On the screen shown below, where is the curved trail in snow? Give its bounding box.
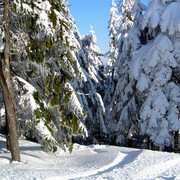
[52,152,127,180]
[48,148,180,180]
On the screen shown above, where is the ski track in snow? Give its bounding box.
[0,135,180,180]
[49,151,127,180]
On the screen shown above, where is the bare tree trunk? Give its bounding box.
[174,131,179,153]
[148,137,152,150]
[6,109,10,151]
[0,0,20,162]
[158,146,162,151]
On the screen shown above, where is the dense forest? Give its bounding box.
[0,0,179,161]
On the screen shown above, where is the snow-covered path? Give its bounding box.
[0,135,180,180]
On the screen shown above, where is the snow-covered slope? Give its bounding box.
[0,134,179,180]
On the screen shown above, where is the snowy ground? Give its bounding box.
[0,134,180,180]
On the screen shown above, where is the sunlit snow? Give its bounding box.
[0,135,179,180]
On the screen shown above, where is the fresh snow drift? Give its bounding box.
[0,135,180,180]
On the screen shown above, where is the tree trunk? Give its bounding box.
[148,137,152,150]
[6,110,10,151]
[0,0,20,162]
[174,131,179,153]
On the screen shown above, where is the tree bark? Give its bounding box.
[158,146,162,151]
[148,137,152,150]
[0,0,20,162]
[6,109,10,151]
[174,131,179,153]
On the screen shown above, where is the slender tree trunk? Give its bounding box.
[0,0,20,162]
[148,137,152,150]
[158,146,162,151]
[174,131,179,153]
[6,109,10,151]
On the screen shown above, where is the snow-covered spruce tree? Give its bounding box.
[72,26,107,144]
[0,0,89,152]
[130,0,180,148]
[81,26,104,88]
[107,0,118,61]
[103,0,118,110]
[106,0,145,146]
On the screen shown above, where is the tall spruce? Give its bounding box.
[103,0,118,110]
[107,0,118,61]
[107,0,180,149]
[0,0,88,152]
[130,0,180,148]
[73,26,107,144]
[0,0,107,152]
[106,0,145,146]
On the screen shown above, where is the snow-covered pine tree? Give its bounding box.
[0,0,108,151]
[72,26,107,144]
[130,0,180,148]
[0,0,89,152]
[81,26,104,86]
[106,0,145,146]
[107,0,118,61]
[103,0,118,110]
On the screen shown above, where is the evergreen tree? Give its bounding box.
[0,0,88,152]
[108,0,180,148]
[73,26,107,144]
[130,0,180,148]
[103,0,118,111]
[0,0,108,151]
[106,0,145,146]
[107,0,118,61]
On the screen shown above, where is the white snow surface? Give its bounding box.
[0,135,179,180]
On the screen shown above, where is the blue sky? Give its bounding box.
[69,0,149,54]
